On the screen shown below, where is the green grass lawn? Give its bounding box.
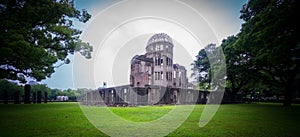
[0,102,299,137]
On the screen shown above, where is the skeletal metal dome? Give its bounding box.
[147,33,173,46]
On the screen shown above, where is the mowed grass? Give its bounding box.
[0,102,299,137]
[0,102,104,137]
[109,105,174,122]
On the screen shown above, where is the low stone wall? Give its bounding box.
[79,85,211,106]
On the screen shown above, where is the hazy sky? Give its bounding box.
[41,0,247,89]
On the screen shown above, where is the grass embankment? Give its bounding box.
[0,102,299,137]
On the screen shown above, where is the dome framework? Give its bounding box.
[147,33,173,46]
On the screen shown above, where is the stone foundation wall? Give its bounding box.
[80,85,211,106]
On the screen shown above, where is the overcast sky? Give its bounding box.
[41,0,247,89]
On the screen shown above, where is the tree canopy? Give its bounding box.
[192,43,226,91]
[237,0,300,106]
[191,44,212,90]
[192,0,300,106]
[0,0,92,83]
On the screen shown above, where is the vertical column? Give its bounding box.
[24,84,31,104]
[129,88,136,106]
[105,90,108,105]
[90,92,93,105]
[177,90,180,104]
[85,91,88,105]
[147,88,151,105]
[113,90,117,105]
[89,92,93,105]
[93,91,97,105]
[173,90,178,104]
[37,91,42,103]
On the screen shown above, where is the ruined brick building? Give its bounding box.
[81,33,210,106]
[80,33,245,106]
[130,33,188,88]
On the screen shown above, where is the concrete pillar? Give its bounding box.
[24,84,31,104]
[147,88,152,105]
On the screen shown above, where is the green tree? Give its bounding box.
[192,44,226,91]
[31,84,51,96]
[50,88,61,100]
[221,35,262,102]
[0,79,23,100]
[237,0,300,106]
[191,47,211,90]
[0,0,92,83]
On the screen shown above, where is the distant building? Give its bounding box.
[130,33,188,88]
[56,96,68,101]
